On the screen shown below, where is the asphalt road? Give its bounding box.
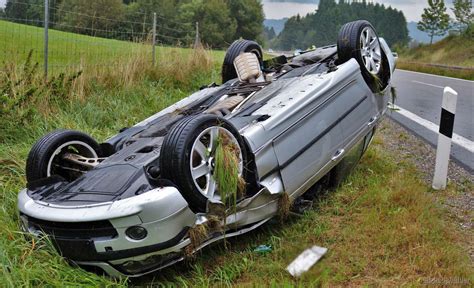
[389,69,473,172]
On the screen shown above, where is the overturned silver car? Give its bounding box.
[18,20,396,277]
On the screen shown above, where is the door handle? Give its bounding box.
[368,115,378,126]
[331,149,345,161]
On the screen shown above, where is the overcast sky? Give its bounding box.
[0,0,455,22]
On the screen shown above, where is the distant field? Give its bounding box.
[0,20,225,71]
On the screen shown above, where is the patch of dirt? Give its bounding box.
[378,118,473,261]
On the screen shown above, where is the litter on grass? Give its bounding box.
[286,246,328,277]
[254,244,272,254]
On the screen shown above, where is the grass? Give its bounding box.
[396,62,474,81]
[398,34,474,68]
[135,132,472,286]
[0,27,220,285]
[0,19,225,73]
[214,131,245,211]
[396,33,474,80]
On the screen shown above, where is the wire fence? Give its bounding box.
[0,0,199,76]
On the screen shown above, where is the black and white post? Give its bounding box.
[432,87,458,190]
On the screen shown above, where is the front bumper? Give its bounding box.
[18,186,196,276]
[19,185,282,277]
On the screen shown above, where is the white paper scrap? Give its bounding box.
[286,246,328,277]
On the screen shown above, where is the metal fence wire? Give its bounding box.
[0,0,198,76]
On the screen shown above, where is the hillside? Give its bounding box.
[395,32,474,80]
[0,20,145,67]
[0,20,225,73]
[398,33,474,68]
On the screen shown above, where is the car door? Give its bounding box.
[337,76,379,149]
[272,101,344,195]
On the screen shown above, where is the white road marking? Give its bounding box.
[412,80,445,89]
[391,104,474,153]
[397,69,474,83]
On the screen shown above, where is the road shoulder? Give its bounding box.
[378,118,473,261]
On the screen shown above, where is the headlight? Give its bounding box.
[125,226,148,240]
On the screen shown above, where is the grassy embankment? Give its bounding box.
[396,33,474,80]
[0,20,472,287]
[0,20,225,71]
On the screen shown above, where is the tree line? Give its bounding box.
[1,0,264,48]
[273,0,409,50]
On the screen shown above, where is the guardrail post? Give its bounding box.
[44,0,49,78]
[152,12,157,66]
[432,87,458,190]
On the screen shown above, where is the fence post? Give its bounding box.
[44,0,49,78]
[194,21,200,49]
[152,12,157,66]
[432,87,458,190]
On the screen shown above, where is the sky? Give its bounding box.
[262,0,455,22]
[0,0,456,23]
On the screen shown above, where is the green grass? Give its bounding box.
[0,81,215,287]
[398,34,474,68]
[396,61,474,81]
[0,23,221,284]
[0,19,225,71]
[132,131,472,287]
[396,33,474,80]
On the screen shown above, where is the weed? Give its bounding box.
[207,215,224,234]
[189,224,209,247]
[278,192,292,222]
[214,130,245,211]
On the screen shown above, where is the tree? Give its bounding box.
[262,26,276,47]
[58,0,125,38]
[274,1,409,50]
[228,0,264,42]
[5,0,26,21]
[179,0,236,48]
[417,0,450,44]
[451,0,474,32]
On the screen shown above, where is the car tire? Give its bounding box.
[26,130,101,183]
[337,20,390,92]
[222,39,263,83]
[160,114,249,213]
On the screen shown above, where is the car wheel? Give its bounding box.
[337,20,390,92]
[160,115,249,213]
[26,130,101,183]
[222,39,263,83]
